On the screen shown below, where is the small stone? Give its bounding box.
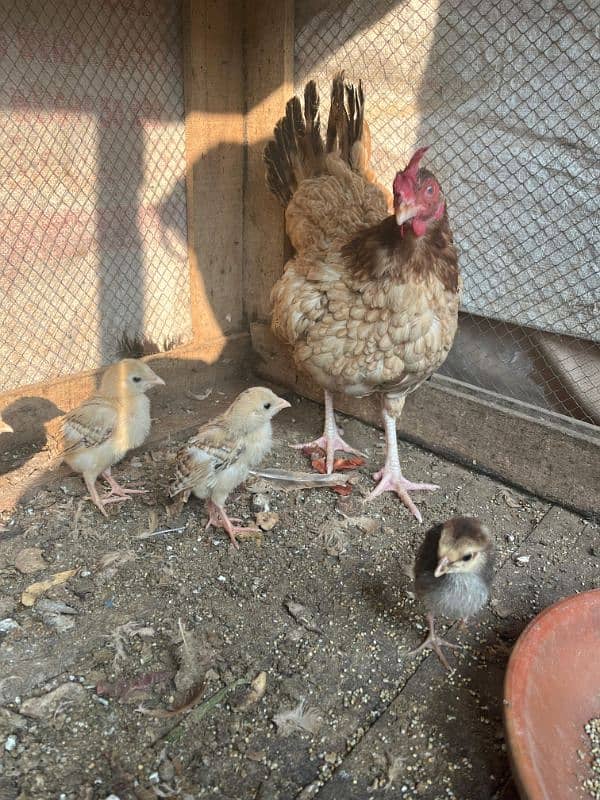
[20,682,86,719]
[14,548,47,575]
[4,734,17,752]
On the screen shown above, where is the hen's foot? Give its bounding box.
[365,467,438,522]
[205,501,258,549]
[409,631,462,671]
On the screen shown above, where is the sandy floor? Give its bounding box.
[0,377,597,800]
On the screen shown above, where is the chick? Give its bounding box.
[169,387,291,547]
[60,359,165,516]
[410,516,495,669]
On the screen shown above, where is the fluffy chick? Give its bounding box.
[169,387,290,547]
[60,359,165,516]
[411,516,495,670]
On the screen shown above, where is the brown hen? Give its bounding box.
[264,73,460,521]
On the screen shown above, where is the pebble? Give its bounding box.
[4,734,17,752]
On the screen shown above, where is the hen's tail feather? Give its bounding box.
[264,70,371,206]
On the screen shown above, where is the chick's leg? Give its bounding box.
[205,500,259,550]
[365,403,438,522]
[83,472,132,516]
[409,613,462,671]
[291,390,364,474]
[101,468,147,498]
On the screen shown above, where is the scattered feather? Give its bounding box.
[107,620,156,671]
[255,511,279,531]
[249,468,358,490]
[233,671,267,711]
[273,698,322,736]
[95,550,136,579]
[500,489,521,508]
[96,670,171,703]
[319,524,348,556]
[285,599,323,635]
[185,387,213,401]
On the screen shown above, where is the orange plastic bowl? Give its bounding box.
[504,589,600,800]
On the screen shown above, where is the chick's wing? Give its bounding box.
[170,422,245,496]
[61,398,117,455]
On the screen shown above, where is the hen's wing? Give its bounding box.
[60,398,117,456]
[169,421,245,497]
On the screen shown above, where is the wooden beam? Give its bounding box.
[243,0,294,323]
[251,322,600,518]
[0,334,250,451]
[182,0,245,340]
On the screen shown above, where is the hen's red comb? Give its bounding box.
[404,146,429,177]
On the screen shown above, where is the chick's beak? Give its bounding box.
[274,398,291,412]
[0,420,13,433]
[395,203,419,226]
[148,374,166,387]
[434,556,450,577]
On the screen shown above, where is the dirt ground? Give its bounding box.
[0,377,598,800]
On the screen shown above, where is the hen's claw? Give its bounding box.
[365,468,438,522]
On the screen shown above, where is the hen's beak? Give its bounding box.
[434,556,450,577]
[274,398,291,412]
[395,203,419,226]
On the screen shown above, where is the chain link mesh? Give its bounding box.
[0,0,192,393]
[296,0,600,425]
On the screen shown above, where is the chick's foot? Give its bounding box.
[101,469,147,497]
[409,631,462,671]
[365,467,438,523]
[205,500,259,549]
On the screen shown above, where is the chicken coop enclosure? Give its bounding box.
[0,0,598,516]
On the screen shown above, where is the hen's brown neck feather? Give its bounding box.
[342,213,459,292]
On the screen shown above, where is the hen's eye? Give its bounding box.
[132,376,142,383]
[462,553,473,562]
[425,185,434,195]
[263,402,271,410]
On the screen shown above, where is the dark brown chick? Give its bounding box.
[411,516,495,670]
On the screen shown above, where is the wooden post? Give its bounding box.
[243,0,294,324]
[182,0,245,342]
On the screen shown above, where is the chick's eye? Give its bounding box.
[263,402,271,410]
[462,553,473,562]
[132,376,142,383]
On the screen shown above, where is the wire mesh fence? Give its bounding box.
[295,0,600,425]
[0,0,192,393]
